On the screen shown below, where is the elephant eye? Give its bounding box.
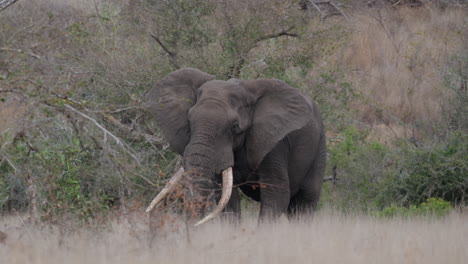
[231,122,241,134]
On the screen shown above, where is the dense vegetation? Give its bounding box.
[0,0,466,225]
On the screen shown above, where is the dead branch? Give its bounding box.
[150,34,179,69]
[0,151,17,173]
[101,113,166,146]
[0,88,16,93]
[308,1,350,22]
[128,170,157,187]
[0,47,41,59]
[309,0,324,17]
[324,165,338,185]
[256,26,299,42]
[328,1,350,21]
[226,26,298,78]
[93,0,110,21]
[64,104,141,165]
[0,0,19,12]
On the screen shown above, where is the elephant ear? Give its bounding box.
[242,79,312,170]
[146,68,215,154]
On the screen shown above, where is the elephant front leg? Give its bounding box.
[259,182,290,221]
[257,146,290,221]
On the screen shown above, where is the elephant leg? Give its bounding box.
[257,142,290,221]
[292,132,326,216]
[222,187,241,224]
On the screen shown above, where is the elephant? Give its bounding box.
[145,68,326,226]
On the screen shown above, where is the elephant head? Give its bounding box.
[145,68,312,225]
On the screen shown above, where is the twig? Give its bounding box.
[0,47,41,59]
[0,0,19,12]
[309,0,324,17]
[128,171,157,187]
[150,34,179,69]
[308,0,350,22]
[0,151,17,172]
[93,0,110,20]
[0,88,16,93]
[256,26,299,42]
[64,104,141,165]
[150,35,175,57]
[101,113,166,146]
[392,0,403,7]
[328,1,350,22]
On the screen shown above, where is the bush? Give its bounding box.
[322,126,394,211]
[384,133,468,207]
[322,127,467,212]
[372,198,453,218]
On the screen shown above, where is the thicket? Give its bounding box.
[0,0,466,225]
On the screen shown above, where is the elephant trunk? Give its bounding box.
[146,128,234,225]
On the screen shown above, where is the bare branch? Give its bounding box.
[308,1,350,22]
[93,0,110,21]
[0,0,19,12]
[0,151,17,173]
[256,26,299,42]
[101,113,166,146]
[0,47,41,59]
[328,1,350,22]
[309,0,324,17]
[150,34,179,69]
[64,104,141,165]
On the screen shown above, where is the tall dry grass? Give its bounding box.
[336,7,467,139]
[1,211,466,264]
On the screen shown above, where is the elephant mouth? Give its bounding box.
[145,167,233,226]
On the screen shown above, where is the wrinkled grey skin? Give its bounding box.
[147,68,326,221]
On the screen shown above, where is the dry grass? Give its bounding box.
[1,211,466,264]
[335,7,468,140]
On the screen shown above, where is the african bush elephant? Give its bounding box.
[145,68,326,225]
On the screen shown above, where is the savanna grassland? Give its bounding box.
[1,212,467,264]
[0,0,467,263]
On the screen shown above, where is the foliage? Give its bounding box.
[322,126,393,211]
[372,198,453,218]
[0,0,467,225]
[322,127,467,211]
[384,133,468,206]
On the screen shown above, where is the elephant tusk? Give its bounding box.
[145,167,185,213]
[194,167,233,227]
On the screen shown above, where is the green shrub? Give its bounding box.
[322,127,467,211]
[372,198,453,218]
[385,133,468,206]
[322,126,394,211]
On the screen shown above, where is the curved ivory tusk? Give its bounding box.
[194,167,233,227]
[145,167,185,213]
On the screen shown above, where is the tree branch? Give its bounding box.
[64,104,141,165]
[0,0,19,12]
[101,113,166,147]
[256,26,299,42]
[150,34,179,69]
[0,47,41,59]
[309,0,324,17]
[0,151,17,173]
[328,1,350,22]
[308,0,350,22]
